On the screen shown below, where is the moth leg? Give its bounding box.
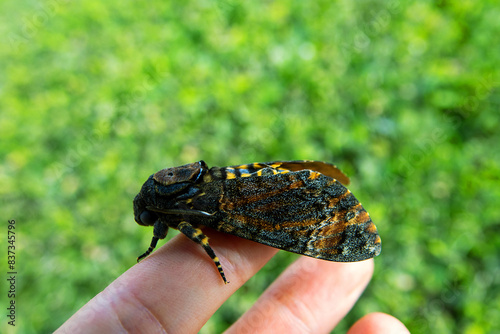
[177,221,228,284]
[137,221,169,262]
[137,237,159,262]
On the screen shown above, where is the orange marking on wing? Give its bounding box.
[308,171,322,180]
[313,236,343,252]
[315,220,348,236]
[365,222,379,234]
[352,210,370,224]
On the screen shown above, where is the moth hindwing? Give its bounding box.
[133,160,381,284]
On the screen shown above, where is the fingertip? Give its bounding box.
[348,312,410,334]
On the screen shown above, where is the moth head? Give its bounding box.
[133,161,208,227]
[133,175,157,226]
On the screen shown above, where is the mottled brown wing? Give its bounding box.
[204,169,380,262]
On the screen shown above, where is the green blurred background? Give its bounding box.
[1,0,499,333]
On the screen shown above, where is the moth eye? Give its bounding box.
[138,210,157,226]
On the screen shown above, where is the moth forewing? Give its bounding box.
[197,169,380,262]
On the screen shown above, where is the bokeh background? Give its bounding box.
[1,0,499,333]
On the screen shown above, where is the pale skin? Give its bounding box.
[56,229,409,334]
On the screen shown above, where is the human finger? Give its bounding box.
[56,229,278,334]
[226,257,374,333]
[347,312,410,334]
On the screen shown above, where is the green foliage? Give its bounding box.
[1,0,499,333]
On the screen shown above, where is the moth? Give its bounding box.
[134,160,381,283]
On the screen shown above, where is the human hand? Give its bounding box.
[56,229,409,333]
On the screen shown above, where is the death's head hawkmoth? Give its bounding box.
[134,160,381,283]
